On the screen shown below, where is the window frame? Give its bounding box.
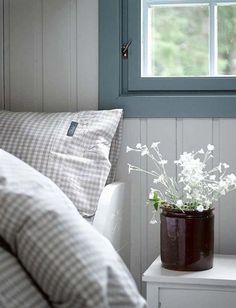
[99,0,236,117]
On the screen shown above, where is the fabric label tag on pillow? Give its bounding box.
[67,121,78,137]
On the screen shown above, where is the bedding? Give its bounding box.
[0,150,146,308]
[0,109,123,217]
[0,245,50,308]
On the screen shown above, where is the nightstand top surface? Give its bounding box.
[143,254,236,287]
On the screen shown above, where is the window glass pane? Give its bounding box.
[142,4,209,77]
[218,4,236,76]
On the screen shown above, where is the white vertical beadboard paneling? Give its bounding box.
[3,0,10,109]
[176,118,183,158]
[116,119,142,290]
[212,118,221,253]
[182,119,213,152]
[69,0,77,112]
[33,0,43,112]
[146,119,177,272]
[5,0,43,111]
[0,0,3,109]
[76,0,98,111]
[219,119,236,254]
[3,0,96,112]
[140,119,148,295]
[43,0,77,112]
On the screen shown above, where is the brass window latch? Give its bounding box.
[121,40,132,59]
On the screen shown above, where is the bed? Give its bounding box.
[0,109,145,307]
[95,181,130,266]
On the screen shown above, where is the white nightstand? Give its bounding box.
[143,254,236,308]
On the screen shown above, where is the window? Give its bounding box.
[99,0,236,117]
[141,0,236,78]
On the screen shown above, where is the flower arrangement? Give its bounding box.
[127,142,236,223]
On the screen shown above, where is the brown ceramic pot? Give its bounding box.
[160,208,214,271]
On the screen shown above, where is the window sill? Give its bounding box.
[99,94,236,118]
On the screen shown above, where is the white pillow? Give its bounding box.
[0,109,123,217]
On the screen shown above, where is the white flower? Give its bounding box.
[228,173,236,181]
[220,181,227,189]
[150,211,158,224]
[186,193,192,199]
[223,163,229,169]
[141,146,149,156]
[176,200,183,208]
[207,144,215,151]
[149,192,154,199]
[127,142,236,213]
[151,142,160,148]
[197,205,204,212]
[149,188,157,199]
[126,146,133,153]
[128,163,134,174]
[226,174,236,186]
[205,200,212,207]
[175,152,194,165]
[150,217,158,224]
[217,163,222,173]
[153,174,164,184]
[184,185,191,193]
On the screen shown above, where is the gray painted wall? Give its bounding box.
[1,0,236,292]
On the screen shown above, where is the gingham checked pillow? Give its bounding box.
[0,150,147,308]
[0,109,123,217]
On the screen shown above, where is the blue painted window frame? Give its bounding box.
[99,0,236,117]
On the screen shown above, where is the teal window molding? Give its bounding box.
[99,0,236,117]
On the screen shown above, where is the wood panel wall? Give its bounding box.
[0,0,3,109]
[1,0,98,112]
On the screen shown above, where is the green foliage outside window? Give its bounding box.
[218,5,236,75]
[150,4,236,77]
